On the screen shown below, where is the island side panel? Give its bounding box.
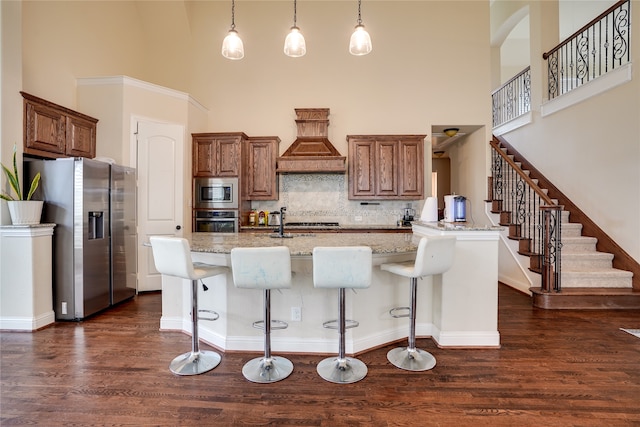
[413,223,501,347]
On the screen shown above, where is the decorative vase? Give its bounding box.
[7,200,44,225]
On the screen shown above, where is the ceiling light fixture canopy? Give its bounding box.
[221,0,244,60]
[349,0,372,56]
[284,0,306,57]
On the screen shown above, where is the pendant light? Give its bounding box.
[221,0,244,60]
[284,0,306,57]
[349,0,372,56]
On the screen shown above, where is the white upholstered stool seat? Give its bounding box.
[149,236,229,376]
[313,246,372,384]
[230,246,293,383]
[381,236,456,371]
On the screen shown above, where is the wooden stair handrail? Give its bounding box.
[542,0,627,60]
[490,139,556,206]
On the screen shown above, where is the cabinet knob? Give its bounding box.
[176,225,182,230]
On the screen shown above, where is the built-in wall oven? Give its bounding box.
[194,210,239,233]
[194,177,238,209]
[193,177,239,232]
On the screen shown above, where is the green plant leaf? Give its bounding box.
[11,145,22,199]
[1,162,20,200]
[26,172,40,200]
[1,144,36,201]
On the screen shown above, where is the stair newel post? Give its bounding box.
[541,205,563,293]
[487,176,493,202]
[491,144,503,205]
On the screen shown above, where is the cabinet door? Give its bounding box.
[23,93,97,159]
[246,138,278,200]
[65,114,97,158]
[375,139,399,197]
[398,138,423,198]
[349,138,376,198]
[193,138,215,176]
[216,137,239,177]
[24,100,66,156]
[348,135,424,200]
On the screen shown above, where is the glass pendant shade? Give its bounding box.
[222,29,244,60]
[222,0,243,60]
[349,24,372,56]
[284,27,306,57]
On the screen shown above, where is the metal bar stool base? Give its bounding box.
[169,350,222,376]
[242,356,293,383]
[387,347,436,372]
[317,357,368,384]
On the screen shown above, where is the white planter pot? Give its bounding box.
[7,200,44,225]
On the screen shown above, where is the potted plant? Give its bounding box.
[1,145,42,225]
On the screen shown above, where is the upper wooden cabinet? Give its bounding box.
[243,136,280,200]
[348,135,425,200]
[21,92,97,159]
[192,132,247,177]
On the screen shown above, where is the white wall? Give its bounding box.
[0,1,24,225]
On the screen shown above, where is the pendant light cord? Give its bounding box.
[293,0,298,28]
[357,0,363,26]
[230,0,236,30]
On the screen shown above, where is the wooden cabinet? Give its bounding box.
[348,135,425,200]
[192,133,247,177]
[243,136,280,200]
[21,92,97,159]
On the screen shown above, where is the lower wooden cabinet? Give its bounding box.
[243,136,280,200]
[348,135,425,200]
[21,92,97,159]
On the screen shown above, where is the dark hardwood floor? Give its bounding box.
[1,284,639,426]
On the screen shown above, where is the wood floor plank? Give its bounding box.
[1,285,639,426]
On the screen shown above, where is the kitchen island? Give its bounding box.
[159,228,501,355]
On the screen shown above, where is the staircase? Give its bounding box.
[489,137,640,309]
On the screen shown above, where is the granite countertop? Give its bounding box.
[241,223,412,231]
[188,231,419,256]
[412,220,503,232]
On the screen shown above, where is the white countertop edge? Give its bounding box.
[0,223,56,237]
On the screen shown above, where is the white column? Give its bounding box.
[0,224,55,330]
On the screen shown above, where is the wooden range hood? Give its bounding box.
[276,108,346,173]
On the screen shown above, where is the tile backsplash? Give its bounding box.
[250,174,423,226]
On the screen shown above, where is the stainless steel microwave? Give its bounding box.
[194,177,238,209]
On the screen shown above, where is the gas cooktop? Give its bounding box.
[285,222,340,227]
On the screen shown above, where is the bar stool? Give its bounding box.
[381,236,456,371]
[313,246,372,384]
[230,246,294,383]
[149,236,229,376]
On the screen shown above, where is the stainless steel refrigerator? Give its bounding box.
[110,164,137,305]
[26,158,137,320]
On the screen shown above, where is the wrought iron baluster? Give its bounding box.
[543,0,630,100]
[542,206,563,292]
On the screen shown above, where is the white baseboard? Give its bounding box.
[498,273,533,295]
[165,321,496,353]
[433,327,501,348]
[0,311,55,331]
[159,316,186,332]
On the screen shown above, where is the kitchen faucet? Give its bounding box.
[278,206,286,237]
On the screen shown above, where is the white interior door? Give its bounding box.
[136,121,184,292]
